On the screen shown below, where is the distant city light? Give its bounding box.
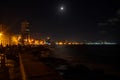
[55,41,83,45]
[58,42,63,45]
[55,41,117,46]
[86,42,117,45]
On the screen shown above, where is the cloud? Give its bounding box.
[117,9,120,16]
[108,18,119,23]
[98,30,108,34]
[98,22,108,26]
[112,18,119,21]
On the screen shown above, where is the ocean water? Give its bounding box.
[54,45,119,63]
[53,45,120,75]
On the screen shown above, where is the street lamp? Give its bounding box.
[0,33,3,36]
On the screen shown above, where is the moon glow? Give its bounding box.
[60,6,64,11]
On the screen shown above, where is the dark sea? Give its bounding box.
[53,45,120,76]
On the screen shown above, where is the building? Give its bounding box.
[21,20,30,45]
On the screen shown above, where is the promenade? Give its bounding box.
[20,53,63,80]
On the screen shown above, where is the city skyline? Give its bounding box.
[0,0,120,42]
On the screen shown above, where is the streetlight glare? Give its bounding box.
[0,33,3,36]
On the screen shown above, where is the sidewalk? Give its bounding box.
[20,53,63,80]
[0,67,10,80]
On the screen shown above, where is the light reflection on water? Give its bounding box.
[53,45,90,64]
[53,45,120,65]
[53,45,120,75]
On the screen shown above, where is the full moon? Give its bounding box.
[60,6,64,11]
[57,4,66,14]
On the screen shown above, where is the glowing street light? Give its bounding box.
[0,33,3,36]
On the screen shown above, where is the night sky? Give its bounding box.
[0,0,120,42]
